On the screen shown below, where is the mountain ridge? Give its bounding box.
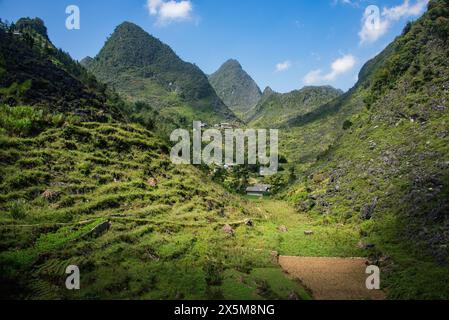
[85,22,237,125]
[246,85,343,127]
[209,59,262,117]
[0,18,123,121]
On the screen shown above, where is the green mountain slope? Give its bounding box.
[0,119,269,299]
[209,59,262,117]
[0,18,310,300]
[246,85,343,127]
[85,22,237,125]
[277,90,362,175]
[284,0,449,299]
[0,18,123,122]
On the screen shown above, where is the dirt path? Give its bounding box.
[279,256,386,300]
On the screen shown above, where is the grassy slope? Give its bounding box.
[284,0,449,299]
[279,91,363,174]
[246,86,343,128]
[0,107,365,299]
[0,108,320,299]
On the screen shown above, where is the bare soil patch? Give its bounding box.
[279,256,386,300]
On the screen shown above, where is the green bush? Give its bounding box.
[203,258,224,286]
[0,105,43,136]
[0,80,32,102]
[9,200,27,220]
[342,120,353,130]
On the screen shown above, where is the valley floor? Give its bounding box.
[2,194,449,300]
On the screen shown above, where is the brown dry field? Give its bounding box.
[279,256,386,300]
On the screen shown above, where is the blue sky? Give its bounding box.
[0,0,429,92]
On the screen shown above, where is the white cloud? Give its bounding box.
[303,54,356,85]
[304,70,325,85]
[359,0,429,44]
[148,0,162,15]
[332,0,363,8]
[276,60,292,72]
[146,0,193,25]
[383,0,428,20]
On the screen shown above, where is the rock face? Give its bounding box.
[209,59,262,116]
[80,56,94,68]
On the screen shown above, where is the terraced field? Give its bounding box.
[0,118,366,300]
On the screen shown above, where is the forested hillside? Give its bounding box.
[0,18,123,122]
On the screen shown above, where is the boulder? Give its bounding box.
[288,291,299,300]
[244,219,253,227]
[366,254,392,268]
[87,221,112,238]
[432,105,445,111]
[304,230,314,236]
[42,189,60,201]
[278,225,288,233]
[358,241,375,250]
[147,178,158,187]
[222,224,234,235]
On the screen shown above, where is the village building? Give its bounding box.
[246,184,272,197]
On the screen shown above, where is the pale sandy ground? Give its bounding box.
[279,256,386,300]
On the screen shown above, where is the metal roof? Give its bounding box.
[246,184,272,193]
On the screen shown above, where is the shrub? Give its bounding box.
[9,200,27,220]
[0,105,44,136]
[343,120,353,130]
[0,80,32,103]
[203,259,223,286]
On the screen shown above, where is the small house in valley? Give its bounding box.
[246,184,272,197]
